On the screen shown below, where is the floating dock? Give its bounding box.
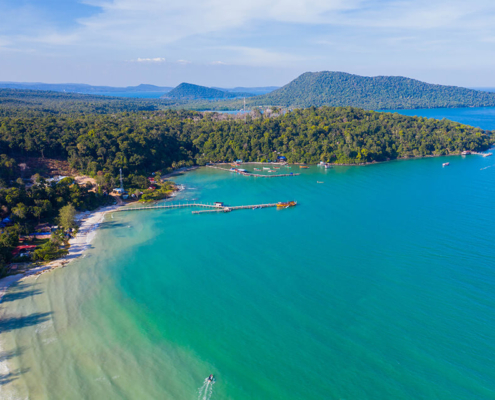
[207,165,300,178]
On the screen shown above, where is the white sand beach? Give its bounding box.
[0,204,121,302]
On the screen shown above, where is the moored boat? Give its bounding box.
[483,152,492,157]
[300,165,309,169]
[442,162,450,167]
[254,168,261,171]
[277,201,297,208]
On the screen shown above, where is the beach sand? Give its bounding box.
[0,204,121,302]
[0,204,122,396]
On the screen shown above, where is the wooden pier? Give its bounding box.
[192,203,278,214]
[113,201,295,214]
[206,165,300,178]
[114,202,219,212]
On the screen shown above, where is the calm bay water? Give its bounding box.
[1,110,495,400]
[388,106,495,130]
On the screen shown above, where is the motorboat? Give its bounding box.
[277,201,297,208]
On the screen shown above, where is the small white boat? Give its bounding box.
[317,181,324,183]
[443,162,450,167]
[483,152,492,157]
[325,165,332,169]
[263,167,270,170]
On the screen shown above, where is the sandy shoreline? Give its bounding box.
[0,204,121,303]
[0,204,123,396]
[0,178,189,303]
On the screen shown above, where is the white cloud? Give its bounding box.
[134,57,166,62]
[3,0,495,83]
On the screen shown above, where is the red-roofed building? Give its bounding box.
[12,245,37,257]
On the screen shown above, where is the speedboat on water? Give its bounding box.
[442,162,450,167]
[207,374,215,382]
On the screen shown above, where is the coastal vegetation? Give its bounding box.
[0,176,112,276]
[0,106,492,173]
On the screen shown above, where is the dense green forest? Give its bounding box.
[199,72,495,110]
[0,89,184,117]
[0,106,492,175]
[164,83,254,100]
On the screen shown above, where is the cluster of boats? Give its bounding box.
[444,151,492,167]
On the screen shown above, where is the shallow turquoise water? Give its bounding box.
[2,153,494,399]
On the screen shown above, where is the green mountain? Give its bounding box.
[241,71,495,110]
[164,83,254,100]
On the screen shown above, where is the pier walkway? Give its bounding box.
[192,203,278,214]
[114,201,294,214]
[114,202,219,212]
[207,165,300,178]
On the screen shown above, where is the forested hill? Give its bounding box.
[0,89,184,116]
[0,107,492,182]
[164,83,255,100]
[0,82,172,94]
[232,72,495,110]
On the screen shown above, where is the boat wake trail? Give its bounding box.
[197,379,214,400]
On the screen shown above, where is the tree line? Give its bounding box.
[0,107,492,174]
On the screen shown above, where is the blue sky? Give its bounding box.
[1,0,495,87]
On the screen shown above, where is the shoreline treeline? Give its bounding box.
[0,107,492,175]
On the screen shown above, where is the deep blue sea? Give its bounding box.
[0,109,494,400]
[388,107,495,130]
